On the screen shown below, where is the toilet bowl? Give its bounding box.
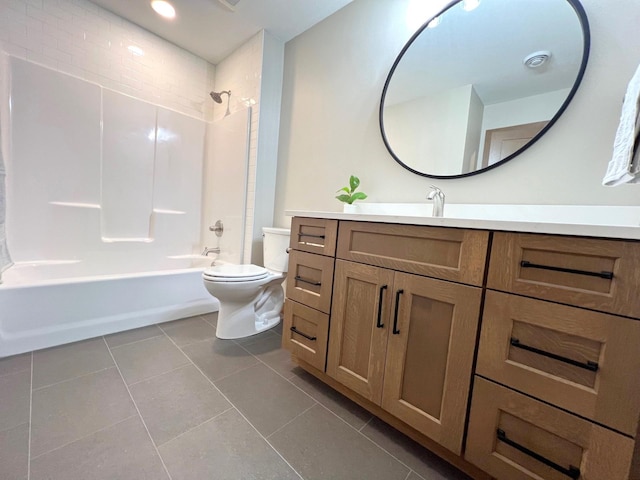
[202,227,290,339]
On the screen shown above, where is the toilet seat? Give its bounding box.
[203,264,270,283]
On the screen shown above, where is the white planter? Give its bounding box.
[342,203,361,214]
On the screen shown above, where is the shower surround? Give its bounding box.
[0,56,229,357]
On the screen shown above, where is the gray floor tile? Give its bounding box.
[160,317,217,347]
[233,328,279,347]
[111,335,189,385]
[361,417,471,480]
[270,404,409,480]
[290,370,373,430]
[243,334,298,379]
[0,370,30,432]
[31,416,169,480]
[31,367,136,457]
[159,409,300,480]
[199,312,218,327]
[0,352,31,378]
[33,338,114,389]
[408,472,425,480]
[216,363,315,436]
[130,365,231,446]
[104,325,163,348]
[181,337,258,382]
[0,423,29,480]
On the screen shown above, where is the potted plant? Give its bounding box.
[336,175,367,213]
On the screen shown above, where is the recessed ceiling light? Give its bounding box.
[127,45,145,56]
[151,0,175,19]
[427,16,441,29]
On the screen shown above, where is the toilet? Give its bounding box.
[202,227,290,339]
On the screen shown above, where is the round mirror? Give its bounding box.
[380,0,590,179]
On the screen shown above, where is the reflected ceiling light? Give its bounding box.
[127,45,144,56]
[151,0,175,19]
[406,0,443,31]
[462,0,480,11]
[524,50,552,68]
[427,16,441,29]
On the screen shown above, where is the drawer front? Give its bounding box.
[336,222,489,286]
[487,232,640,318]
[282,300,329,371]
[476,291,640,436]
[286,250,335,314]
[465,377,636,480]
[290,217,338,257]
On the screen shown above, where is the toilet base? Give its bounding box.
[215,283,284,339]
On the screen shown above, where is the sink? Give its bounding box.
[347,203,640,228]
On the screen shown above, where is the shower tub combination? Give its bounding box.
[0,259,219,358]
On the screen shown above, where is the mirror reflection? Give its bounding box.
[380,0,589,178]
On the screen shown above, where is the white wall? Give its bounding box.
[0,0,215,119]
[274,0,640,227]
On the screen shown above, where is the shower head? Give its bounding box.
[210,90,231,103]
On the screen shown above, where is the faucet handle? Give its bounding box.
[427,185,443,199]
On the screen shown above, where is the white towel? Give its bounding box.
[603,63,640,186]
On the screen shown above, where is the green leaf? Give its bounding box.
[336,187,351,194]
[350,192,367,201]
[335,194,352,203]
[349,175,360,193]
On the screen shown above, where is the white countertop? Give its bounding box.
[285,204,640,240]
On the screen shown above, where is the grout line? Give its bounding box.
[102,337,174,480]
[265,402,317,440]
[403,471,412,480]
[105,332,164,350]
[126,363,192,388]
[0,366,31,380]
[31,366,116,392]
[27,351,33,480]
[164,333,304,480]
[154,406,234,448]
[208,360,260,384]
[359,416,373,432]
[29,415,138,461]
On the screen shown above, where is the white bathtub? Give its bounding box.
[0,258,219,357]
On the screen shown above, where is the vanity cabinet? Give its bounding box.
[283,216,640,480]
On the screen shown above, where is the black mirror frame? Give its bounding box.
[379,0,591,180]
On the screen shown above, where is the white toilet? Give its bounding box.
[202,227,290,339]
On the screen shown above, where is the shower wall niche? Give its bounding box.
[6,56,207,273]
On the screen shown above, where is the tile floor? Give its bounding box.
[0,313,472,480]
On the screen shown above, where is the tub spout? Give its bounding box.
[202,247,220,256]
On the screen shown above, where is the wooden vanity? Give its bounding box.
[282,213,640,480]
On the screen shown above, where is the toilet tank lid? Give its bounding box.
[262,227,290,235]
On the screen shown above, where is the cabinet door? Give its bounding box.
[327,260,394,404]
[381,273,482,455]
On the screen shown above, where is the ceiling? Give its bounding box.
[89,0,353,64]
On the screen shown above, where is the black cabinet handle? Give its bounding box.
[497,429,580,479]
[290,327,316,341]
[376,285,388,328]
[295,276,322,287]
[520,260,613,280]
[297,232,325,239]
[392,289,403,335]
[510,337,599,372]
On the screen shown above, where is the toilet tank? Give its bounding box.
[262,227,290,273]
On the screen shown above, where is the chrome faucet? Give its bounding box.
[201,246,220,256]
[427,185,445,217]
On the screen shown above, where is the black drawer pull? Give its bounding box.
[297,232,325,239]
[290,327,316,341]
[392,289,403,335]
[520,260,613,280]
[497,429,580,479]
[376,285,388,328]
[510,337,599,372]
[295,276,322,287]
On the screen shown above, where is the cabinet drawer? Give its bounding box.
[487,232,640,318]
[476,291,640,436]
[465,377,636,480]
[290,217,338,257]
[282,300,329,372]
[286,250,335,314]
[336,222,489,286]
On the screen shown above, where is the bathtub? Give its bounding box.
[0,257,219,357]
